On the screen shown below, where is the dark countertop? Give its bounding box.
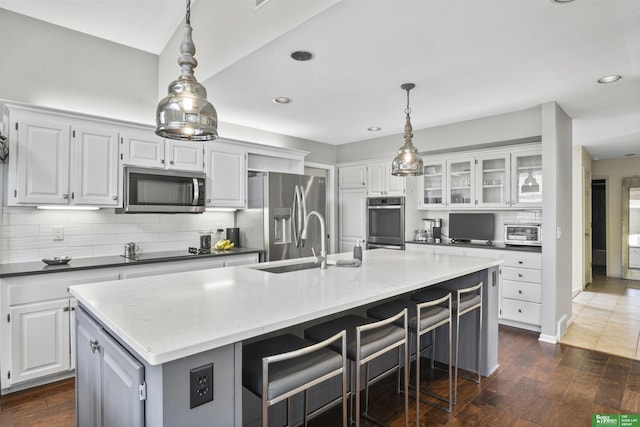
[0,247,263,278]
[406,240,542,253]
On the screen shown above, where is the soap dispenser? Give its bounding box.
[353,240,363,261]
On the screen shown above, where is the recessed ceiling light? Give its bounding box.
[597,75,622,84]
[551,0,575,3]
[273,97,291,104]
[368,127,381,132]
[291,51,313,62]
[625,153,636,157]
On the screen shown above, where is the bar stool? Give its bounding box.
[367,291,452,419]
[303,312,409,427]
[243,332,348,427]
[412,281,483,404]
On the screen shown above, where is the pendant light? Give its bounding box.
[156,0,218,141]
[521,171,540,193]
[391,83,423,176]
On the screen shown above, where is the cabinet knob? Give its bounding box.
[170,160,174,165]
[207,199,211,203]
[112,195,118,200]
[518,260,523,264]
[160,159,165,164]
[518,309,522,313]
[518,273,523,278]
[518,289,523,294]
[89,339,100,354]
[63,194,69,199]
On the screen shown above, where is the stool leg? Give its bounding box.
[454,306,461,405]
[303,390,309,427]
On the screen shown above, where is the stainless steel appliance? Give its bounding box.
[504,223,542,246]
[235,172,326,262]
[117,166,206,214]
[367,197,405,250]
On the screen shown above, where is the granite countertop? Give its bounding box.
[0,247,263,278]
[69,249,502,365]
[406,240,542,253]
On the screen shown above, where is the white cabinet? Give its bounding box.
[418,156,475,209]
[476,148,542,209]
[9,298,74,385]
[418,160,446,208]
[339,188,367,253]
[204,141,247,208]
[366,160,405,197]
[338,163,367,189]
[6,109,120,207]
[511,148,542,208]
[122,126,204,172]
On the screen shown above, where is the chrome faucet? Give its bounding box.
[301,210,327,269]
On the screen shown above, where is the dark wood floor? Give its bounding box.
[2,325,639,426]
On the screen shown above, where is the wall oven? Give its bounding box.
[117,166,206,213]
[367,197,405,250]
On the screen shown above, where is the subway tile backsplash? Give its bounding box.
[1,208,235,263]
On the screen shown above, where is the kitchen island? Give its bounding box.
[70,249,501,426]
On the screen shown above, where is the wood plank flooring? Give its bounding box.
[2,325,640,426]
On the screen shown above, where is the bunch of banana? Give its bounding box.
[214,239,234,250]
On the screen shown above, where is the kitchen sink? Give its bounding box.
[256,261,322,274]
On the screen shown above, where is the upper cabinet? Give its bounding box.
[418,143,542,210]
[338,163,367,189]
[366,160,405,197]
[204,141,247,208]
[121,127,204,172]
[6,108,120,207]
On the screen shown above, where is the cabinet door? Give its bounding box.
[385,164,406,196]
[122,128,165,168]
[511,149,542,208]
[205,142,246,208]
[339,188,367,252]
[72,123,120,206]
[446,157,475,208]
[476,152,511,208]
[338,164,366,188]
[366,161,385,196]
[9,299,71,386]
[418,160,446,209]
[101,325,145,427]
[76,307,102,427]
[166,140,204,172]
[13,111,71,204]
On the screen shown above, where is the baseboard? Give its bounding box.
[538,334,557,344]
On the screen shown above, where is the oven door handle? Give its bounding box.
[367,205,402,209]
[367,243,404,250]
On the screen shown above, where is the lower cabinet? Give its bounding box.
[0,253,259,394]
[76,307,144,427]
[9,298,75,385]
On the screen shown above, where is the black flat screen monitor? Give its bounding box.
[448,213,494,243]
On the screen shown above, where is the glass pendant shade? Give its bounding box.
[156,2,218,141]
[391,83,423,176]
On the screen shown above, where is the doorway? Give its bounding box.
[591,179,607,275]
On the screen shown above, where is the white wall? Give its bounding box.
[0,9,159,125]
[336,106,541,163]
[1,208,234,263]
[592,157,640,277]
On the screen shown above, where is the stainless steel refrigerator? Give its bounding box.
[236,172,326,262]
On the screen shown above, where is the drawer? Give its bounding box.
[502,266,541,283]
[502,280,541,303]
[501,298,541,325]
[502,252,542,269]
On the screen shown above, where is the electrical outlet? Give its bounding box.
[190,363,213,409]
[53,227,64,241]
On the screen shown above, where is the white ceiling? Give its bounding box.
[1,0,639,160]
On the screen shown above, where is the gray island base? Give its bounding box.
[70,249,501,426]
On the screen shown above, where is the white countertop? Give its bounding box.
[69,249,501,365]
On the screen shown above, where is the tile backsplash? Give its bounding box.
[1,207,235,263]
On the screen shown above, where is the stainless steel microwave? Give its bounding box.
[504,223,542,246]
[117,166,206,214]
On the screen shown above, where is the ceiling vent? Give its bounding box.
[256,0,272,9]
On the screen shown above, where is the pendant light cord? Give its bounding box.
[186,0,191,25]
[405,88,411,115]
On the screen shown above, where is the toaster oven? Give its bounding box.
[504,224,542,246]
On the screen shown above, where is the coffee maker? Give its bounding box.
[420,219,442,243]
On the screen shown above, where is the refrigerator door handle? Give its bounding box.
[299,185,307,247]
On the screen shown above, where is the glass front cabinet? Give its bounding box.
[418,144,542,210]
